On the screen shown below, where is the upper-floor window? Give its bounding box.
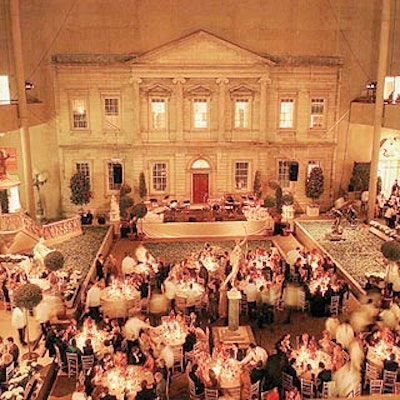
[151,99,166,130]
[193,98,208,129]
[278,160,291,189]
[307,160,321,176]
[235,162,249,190]
[70,97,88,130]
[234,99,250,129]
[279,98,295,129]
[76,162,91,193]
[0,76,10,105]
[310,98,325,129]
[108,162,123,191]
[103,95,121,129]
[152,162,167,192]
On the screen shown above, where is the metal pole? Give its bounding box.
[367,0,391,222]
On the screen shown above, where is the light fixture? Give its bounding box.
[25,81,34,90]
[32,171,48,222]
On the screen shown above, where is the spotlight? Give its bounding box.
[25,81,34,90]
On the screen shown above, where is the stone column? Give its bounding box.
[173,78,186,141]
[227,287,242,331]
[131,77,143,141]
[216,78,229,141]
[258,77,271,142]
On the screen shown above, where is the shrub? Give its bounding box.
[69,172,92,207]
[306,166,324,203]
[381,240,400,261]
[44,250,65,271]
[264,195,276,208]
[13,283,43,310]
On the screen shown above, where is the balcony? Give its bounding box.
[350,101,400,130]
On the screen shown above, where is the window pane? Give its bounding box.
[76,162,90,178]
[151,99,166,129]
[72,99,87,129]
[234,99,249,128]
[152,163,167,191]
[278,161,291,188]
[279,99,294,128]
[193,99,208,128]
[108,163,122,190]
[235,162,249,190]
[105,98,119,116]
[0,76,11,105]
[310,98,325,128]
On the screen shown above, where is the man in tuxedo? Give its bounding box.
[383,352,399,372]
[229,342,245,361]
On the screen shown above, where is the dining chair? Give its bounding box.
[204,388,219,400]
[395,381,400,394]
[250,380,260,399]
[188,376,204,400]
[81,354,95,374]
[352,382,362,397]
[5,362,14,383]
[300,378,314,399]
[66,352,79,378]
[369,379,384,395]
[282,372,293,392]
[383,369,398,393]
[363,361,380,389]
[172,345,184,373]
[226,386,241,398]
[321,380,336,398]
[329,295,340,315]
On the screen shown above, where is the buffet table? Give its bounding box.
[142,219,272,239]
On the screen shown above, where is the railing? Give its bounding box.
[21,214,44,238]
[43,215,82,245]
[0,213,27,232]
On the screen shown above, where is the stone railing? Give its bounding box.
[43,216,82,245]
[0,213,28,232]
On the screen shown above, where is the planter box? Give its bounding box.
[306,204,320,217]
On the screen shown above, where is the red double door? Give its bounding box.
[192,173,209,204]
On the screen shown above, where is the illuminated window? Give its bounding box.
[108,162,123,191]
[235,162,249,190]
[0,76,10,105]
[279,98,294,129]
[278,161,291,189]
[151,99,166,130]
[193,98,208,129]
[234,99,250,129]
[152,163,167,191]
[71,98,88,129]
[310,98,325,129]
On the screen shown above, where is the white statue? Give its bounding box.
[33,237,54,271]
[110,194,120,222]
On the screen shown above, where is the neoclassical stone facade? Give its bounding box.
[54,31,342,215]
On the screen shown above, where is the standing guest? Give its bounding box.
[136,379,155,400]
[243,278,258,320]
[1,278,11,311]
[6,337,19,366]
[316,361,332,394]
[85,282,102,323]
[154,371,167,400]
[121,252,136,276]
[95,254,105,281]
[11,306,27,346]
[250,360,265,384]
[188,364,205,395]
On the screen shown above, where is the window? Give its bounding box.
[151,99,166,130]
[310,98,325,129]
[152,163,167,191]
[384,76,400,103]
[234,99,250,129]
[307,160,321,176]
[279,98,294,129]
[278,161,291,189]
[103,96,120,129]
[235,162,249,190]
[71,98,88,129]
[0,76,10,105]
[76,162,90,179]
[108,162,123,191]
[193,98,208,128]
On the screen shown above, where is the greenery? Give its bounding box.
[377,176,382,194]
[13,283,43,310]
[381,240,400,261]
[264,195,276,208]
[0,190,8,213]
[132,202,148,219]
[283,192,294,205]
[69,172,92,207]
[349,162,370,192]
[139,172,147,199]
[253,170,262,199]
[119,183,134,218]
[275,185,283,213]
[306,166,324,203]
[44,250,65,271]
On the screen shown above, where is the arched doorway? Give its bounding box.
[378,137,400,196]
[191,158,210,204]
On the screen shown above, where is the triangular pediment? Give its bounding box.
[134,30,274,66]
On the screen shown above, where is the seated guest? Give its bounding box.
[129,345,146,365]
[136,379,155,400]
[83,338,95,356]
[283,358,300,390]
[143,349,156,372]
[229,342,245,361]
[154,358,168,381]
[206,368,223,396]
[99,387,117,400]
[6,337,19,366]
[189,363,205,395]
[383,352,399,372]
[66,338,82,358]
[316,361,332,394]
[241,343,268,367]
[299,363,314,382]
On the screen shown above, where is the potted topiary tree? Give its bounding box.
[381,240,400,285]
[44,250,64,272]
[69,172,92,214]
[13,283,43,359]
[139,172,147,200]
[253,170,262,201]
[131,202,148,238]
[305,166,324,216]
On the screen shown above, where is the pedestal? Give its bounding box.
[227,288,241,332]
